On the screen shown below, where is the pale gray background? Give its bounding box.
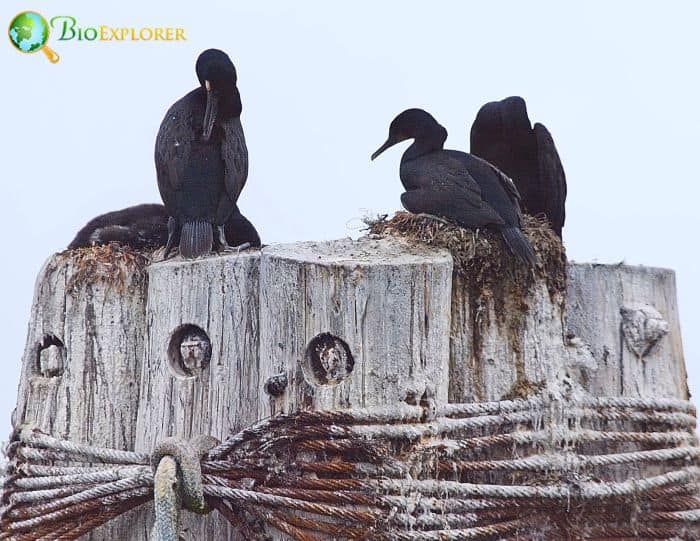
[2,1,698,441]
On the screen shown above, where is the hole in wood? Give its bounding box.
[35,334,65,378]
[264,373,288,397]
[167,324,212,379]
[302,333,354,386]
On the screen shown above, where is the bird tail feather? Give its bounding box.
[501,227,538,266]
[180,220,213,259]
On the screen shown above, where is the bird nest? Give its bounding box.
[54,244,152,294]
[365,212,567,302]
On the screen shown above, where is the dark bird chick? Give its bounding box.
[470,96,566,238]
[224,207,261,248]
[372,108,536,265]
[67,204,169,249]
[155,48,248,259]
[68,204,261,251]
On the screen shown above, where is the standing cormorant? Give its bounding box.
[155,49,248,259]
[470,96,566,238]
[372,108,536,265]
[68,203,261,250]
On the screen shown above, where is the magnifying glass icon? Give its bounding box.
[8,11,60,63]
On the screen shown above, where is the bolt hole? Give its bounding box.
[404,391,419,406]
[36,334,65,378]
[302,332,354,386]
[167,324,211,379]
[264,373,288,397]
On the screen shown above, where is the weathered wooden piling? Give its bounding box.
[8,234,692,539]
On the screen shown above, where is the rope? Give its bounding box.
[1,395,699,540]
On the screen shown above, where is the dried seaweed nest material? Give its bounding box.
[365,212,567,298]
[54,243,152,293]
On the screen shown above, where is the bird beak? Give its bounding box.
[202,81,218,141]
[371,138,396,161]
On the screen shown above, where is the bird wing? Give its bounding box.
[469,153,523,204]
[401,188,505,228]
[221,117,249,204]
[154,97,197,212]
[410,151,485,198]
[402,153,505,227]
[533,122,567,234]
[440,150,524,224]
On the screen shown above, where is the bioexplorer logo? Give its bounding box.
[8,11,187,63]
[8,12,59,62]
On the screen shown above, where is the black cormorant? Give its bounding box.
[68,204,168,249]
[470,96,566,238]
[372,108,536,265]
[155,49,248,259]
[68,204,260,250]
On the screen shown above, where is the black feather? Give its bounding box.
[501,227,538,266]
[373,108,536,266]
[180,220,213,259]
[68,203,260,253]
[68,204,168,249]
[470,96,567,238]
[225,208,261,248]
[155,49,248,259]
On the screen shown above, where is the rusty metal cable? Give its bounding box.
[2,395,700,540]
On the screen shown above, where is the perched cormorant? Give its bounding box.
[470,96,566,238]
[155,49,248,259]
[68,204,168,249]
[372,108,536,265]
[68,203,261,250]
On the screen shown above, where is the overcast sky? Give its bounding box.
[2,1,698,441]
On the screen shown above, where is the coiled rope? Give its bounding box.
[2,395,699,540]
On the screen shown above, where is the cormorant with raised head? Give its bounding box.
[372,108,536,265]
[68,204,261,250]
[470,96,566,238]
[155,49,248,259]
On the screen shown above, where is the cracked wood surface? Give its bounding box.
[10,241,689,540]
